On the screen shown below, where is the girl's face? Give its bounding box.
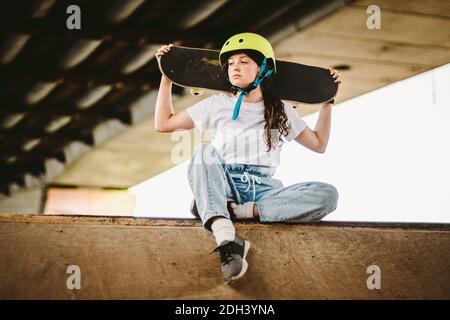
[227,53,260,87]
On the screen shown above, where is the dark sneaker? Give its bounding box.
[190,199,237,220]
[210,236,251,283]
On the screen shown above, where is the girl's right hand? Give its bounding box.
[155,44,174,65]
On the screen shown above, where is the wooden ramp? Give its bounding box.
[0,213,449,299]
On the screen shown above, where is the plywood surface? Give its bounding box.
[1,213,449,299]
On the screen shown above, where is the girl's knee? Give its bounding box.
[320,183,339,213]
[308,185,338,221]
[307,182,338,213]
[325,183,339,203]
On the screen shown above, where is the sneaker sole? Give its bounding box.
[227,240,251,284]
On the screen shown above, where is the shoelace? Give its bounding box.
[210,242,235,266]
[240,172,262,202]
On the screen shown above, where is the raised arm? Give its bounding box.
[154,44,194,133]
[295,67,342,153]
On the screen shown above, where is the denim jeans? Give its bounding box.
[187,143,339,231]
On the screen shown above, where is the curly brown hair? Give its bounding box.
[259,76,290,152]
[223,50,291,152]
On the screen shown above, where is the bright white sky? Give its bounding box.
[129,63,450,223]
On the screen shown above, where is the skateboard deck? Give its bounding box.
[159,46,338,104]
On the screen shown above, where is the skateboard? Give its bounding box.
[159,46,338,104]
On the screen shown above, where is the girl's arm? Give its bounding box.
[295,68,341,153]
[314,103,333,152]
[154,45,194,132]
[294,102,332,153]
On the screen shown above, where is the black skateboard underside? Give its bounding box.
[160,46,338,104]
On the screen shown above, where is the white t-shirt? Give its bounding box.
[186,93,306,168]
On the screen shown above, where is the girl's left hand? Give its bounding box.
[329,68,342,85]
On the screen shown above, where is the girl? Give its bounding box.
[154,33,342,284]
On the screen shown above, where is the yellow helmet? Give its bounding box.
[219,32,276,73]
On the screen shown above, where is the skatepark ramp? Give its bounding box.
[0,213,449,299]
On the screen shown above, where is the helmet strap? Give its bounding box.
[230,57,274,120]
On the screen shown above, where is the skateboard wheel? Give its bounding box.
[190,88,203,96]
